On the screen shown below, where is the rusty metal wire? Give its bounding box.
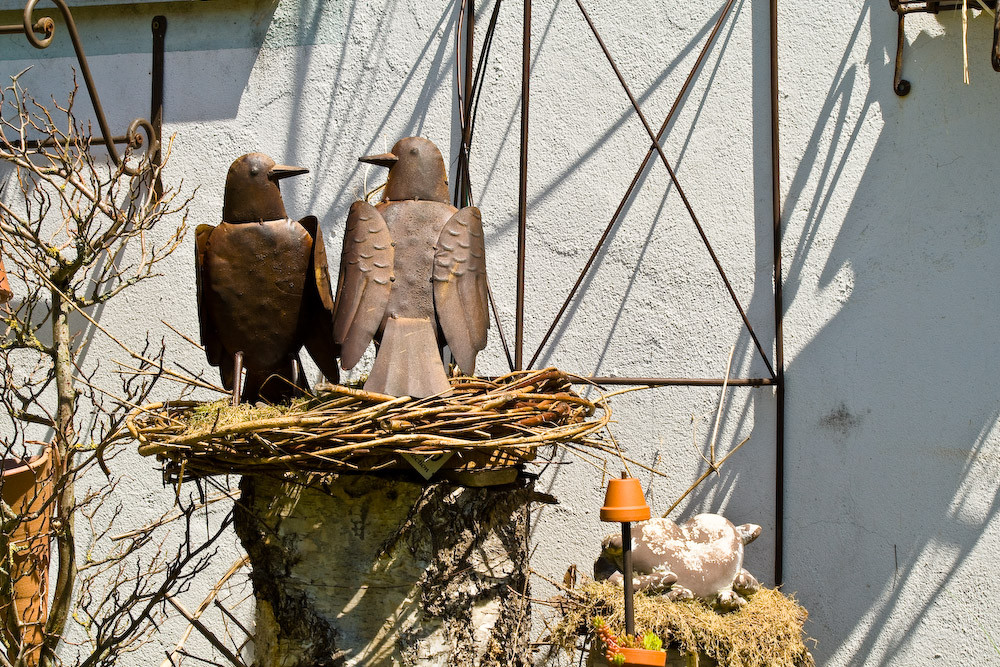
[0,0,162,176]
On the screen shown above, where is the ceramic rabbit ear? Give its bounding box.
[0,254,12,304]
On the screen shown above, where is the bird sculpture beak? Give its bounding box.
[268,164,309,181]
[358,152,399,168]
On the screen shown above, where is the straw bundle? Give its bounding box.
[128,368,609,481]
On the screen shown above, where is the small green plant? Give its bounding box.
[591,617,664,664]
[640,630,663,651]
[592,617,625,664]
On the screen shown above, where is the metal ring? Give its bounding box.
[22,0,53,48]
[123,118,159,176]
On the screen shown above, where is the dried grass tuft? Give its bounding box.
[551,580,814,667]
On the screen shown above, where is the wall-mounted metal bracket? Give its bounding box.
[890,0,1000,96]
[0,1,166,177]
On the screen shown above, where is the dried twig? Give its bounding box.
[709,344,736,472]
[164,596,247,667]
[663,436,750,518]
[160,556,249,667]
[662,344,747,517]
[964,0,971,84]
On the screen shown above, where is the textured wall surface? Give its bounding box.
[0,0,998,664]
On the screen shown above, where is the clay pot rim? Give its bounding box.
[599,506,652,522]
[0,255,10,305]
[3,445,53,478]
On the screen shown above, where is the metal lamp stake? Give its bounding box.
[600,470,650,642]
[621,516,635,636]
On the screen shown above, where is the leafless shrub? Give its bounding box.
[0,72,231,667]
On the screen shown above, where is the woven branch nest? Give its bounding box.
[128,368,609,480]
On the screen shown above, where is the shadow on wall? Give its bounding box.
[0,0,456,166]
[520,0,781,593]
[783,3,1000,663]
[278,0,459,215]
[530,0,771,377]
[0,0,287,122]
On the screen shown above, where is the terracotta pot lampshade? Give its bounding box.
[0,254,12,304]
[600,473,652,642]
[0,446,55,666]
[600,476,650,523]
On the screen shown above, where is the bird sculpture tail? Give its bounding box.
[365,317,451,398]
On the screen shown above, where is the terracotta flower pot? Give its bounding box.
[0,254,12,304]
[588,643,670,667]
[617,647,667,666]
[600,477,650,523]
[0,446,55,666]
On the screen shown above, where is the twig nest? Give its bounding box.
[127,368,608,481]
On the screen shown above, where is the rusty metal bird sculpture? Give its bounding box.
[196,153,340,404]
[334,137,489,398]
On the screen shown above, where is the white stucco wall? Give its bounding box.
[1,0,998,664]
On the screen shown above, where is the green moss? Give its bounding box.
[180,399,298,435]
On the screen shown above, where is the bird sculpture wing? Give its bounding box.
[432,206,489,375]
[333,201,394,369]
[195,224,223,367]
[297,216,341,383]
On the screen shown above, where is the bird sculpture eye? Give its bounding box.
[250,167,259,176]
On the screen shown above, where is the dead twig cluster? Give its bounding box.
[0,71,208,666]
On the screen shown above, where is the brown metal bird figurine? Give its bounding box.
[334,137,489,398]
[196,153,340,404]
[0,254,11,304]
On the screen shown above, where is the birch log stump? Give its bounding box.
[235,473,534,667]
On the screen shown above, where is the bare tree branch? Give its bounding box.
[0,74,231,667]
